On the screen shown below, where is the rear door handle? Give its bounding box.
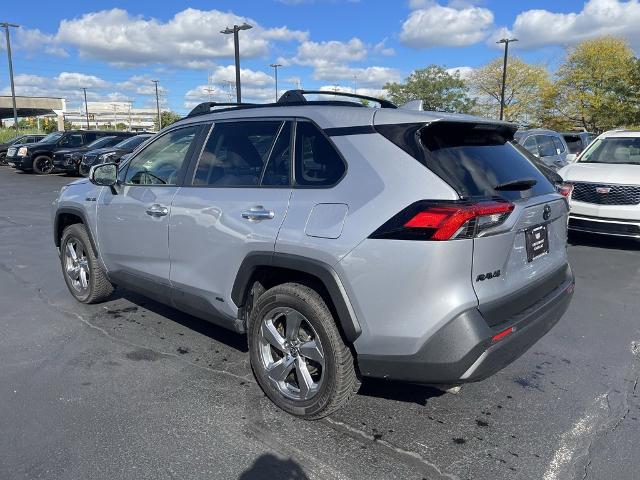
[146,204,169,217]
[241,206,275,221]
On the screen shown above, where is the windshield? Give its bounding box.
[40,132,63,143]
[86,137,117,149]
[579,137,640,165]
[114,135,150,149]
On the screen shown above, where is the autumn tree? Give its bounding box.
[467,57,551,125]
[555,37,639,133]
[384,65,475,113]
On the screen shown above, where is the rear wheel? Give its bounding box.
[33,155,54,174]
[60,224,114,304]
[248,282,360,419]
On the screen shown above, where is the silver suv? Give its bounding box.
[52,91,575,419]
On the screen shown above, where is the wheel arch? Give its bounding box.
[232,252,362,343]
[54,207,98,256]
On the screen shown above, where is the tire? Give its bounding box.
[248,282,360,419]
[0,152,6,166]
[60,223,114,304]
[32,155,54,174]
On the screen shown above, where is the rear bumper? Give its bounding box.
[356,265,574,384]
[568,214,640,239]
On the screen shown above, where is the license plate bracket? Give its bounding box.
[525,224,549,262]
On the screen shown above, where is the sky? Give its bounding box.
[1,0,640,115]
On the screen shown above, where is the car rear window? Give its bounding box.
[376,121,556,201]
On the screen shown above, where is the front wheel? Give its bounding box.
[248,282,360,419]
[60,223,114,304]
[33,155,54,174]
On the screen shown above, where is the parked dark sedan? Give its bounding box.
[53,133,135,175]
[79,134,153,176]
[1,134,46,165]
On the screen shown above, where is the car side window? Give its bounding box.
[536,135,557,157]
[551,136,565,154]
[522,136,538,156]
[294,121,345,186]
[124,126,199,186]
[193,121,284,187]
[60,134,83,147]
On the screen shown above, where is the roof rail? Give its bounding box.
[278,90,397,109]
[186,101,258,117]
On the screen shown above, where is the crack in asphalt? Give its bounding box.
[324,417,459,480]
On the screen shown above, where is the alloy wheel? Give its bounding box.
[37,157,54,174]
[64,238,90,294]
[258,307,325,401]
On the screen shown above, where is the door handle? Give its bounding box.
[241,206,275,221]
[146,204,169,217]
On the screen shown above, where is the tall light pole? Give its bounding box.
[496,37,518,121]
[82,87,90,129]
[151,80,161,131]
[1,22,20,129]
[221,23,252,103]
[270,63,281,102]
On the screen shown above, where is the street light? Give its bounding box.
[82,87,90,129]
[1,22,20,129]
[221,23,252,103]
[151,80,161,131]
[270,63,282,102]
[496,37,518,121]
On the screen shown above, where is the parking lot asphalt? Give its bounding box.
[1,167,639,480]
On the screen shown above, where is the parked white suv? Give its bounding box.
[559,130,640,239]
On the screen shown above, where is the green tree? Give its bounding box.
[383,65,475,113]
[468,57,551,125]
[154,111,182,131]
[555,37,639,132]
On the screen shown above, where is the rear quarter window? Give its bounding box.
[377,121,556,201]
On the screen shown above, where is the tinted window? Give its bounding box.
[536,136,556,157]
[380,121,555,201]
[522,136,538,155]
[86,136,117,149]
[115,135,151,149]
[61,134,83,147]
[579,137,640,165]
[125,126,199,185]
[295,122,345,186]
[551,136,565,153]
[193,121,284,187]
[262,122,292,186]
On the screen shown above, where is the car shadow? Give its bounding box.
[568,231,639,251]
[109,288,249,353]
[357,377,446,406]
[238,454,309,480]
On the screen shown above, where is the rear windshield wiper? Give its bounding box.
[494,178,537,191]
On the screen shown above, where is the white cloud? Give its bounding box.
[184,65,276,106]
[313,65,401,87]
[494,0,640,49]
[400,2,494,47]
[53,8,308,68]
[446,66,475,80]
[292,38,368,67]
[373,39,396,56]
[1,72,113,103]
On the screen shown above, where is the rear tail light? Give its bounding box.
[556,182,573,198]
[370,200,514,241]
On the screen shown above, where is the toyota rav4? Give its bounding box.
[52,91,575,419]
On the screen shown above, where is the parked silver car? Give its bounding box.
[515,128,572,170]
[52,91,574,419]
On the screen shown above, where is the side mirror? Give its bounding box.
[90,163,118,187]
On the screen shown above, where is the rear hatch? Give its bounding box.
[375,120,571,327]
